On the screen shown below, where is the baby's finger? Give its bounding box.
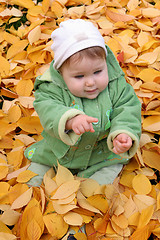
[89,123,95,133]
[87,116,98,124]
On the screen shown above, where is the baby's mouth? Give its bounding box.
[85,89,97,93]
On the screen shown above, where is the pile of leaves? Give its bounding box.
[0,0,160,239]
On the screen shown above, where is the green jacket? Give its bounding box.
[25,46,141,177]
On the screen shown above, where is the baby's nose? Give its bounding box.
[85,77,95,86]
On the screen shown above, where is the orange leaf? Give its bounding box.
[27,218,42,240]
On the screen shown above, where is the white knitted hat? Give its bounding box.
[51,19,107,70]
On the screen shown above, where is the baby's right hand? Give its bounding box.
[66,114,98,135]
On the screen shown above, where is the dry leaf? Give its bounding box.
[51,180,80,200]
[63,212,83,226]
[11,187,33,210]
[43,213,68,238]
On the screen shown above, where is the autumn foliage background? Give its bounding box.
[0,0,160,239]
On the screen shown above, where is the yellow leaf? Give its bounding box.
[43,213,68,238]
[120,172,135,188]
[7,147,24,170]
[52,200,78,214]
[11,187,33,210]
[142,8,160,18]
[51,1,63,18]
[55,162,74,187]
[77,191,101,214]
[0,182,10,199]
[136,68,160,82]
[127,0,139,11]
[74,232,87,240]
[156,192,160,210]
[135,20,153,31]
[0,221,12,234]
[94,217,108,234]
[80,178,100,198]
[137,31,149,47]
[0,55,10,77]
[143,116,160,132]
[51,180,80,200]
[142,149,160,171]
[17,170,38,183]
[105,8,135,22]
[111,214,128,229]
[152,227,160,238]
[8,183,29,205]
[0,209,21,226]
[141,82,160,93]
[135,51,158,65]
[130,224,152,240]
[42,0,50,13]
[57,193,76,205]
[8,105,21,123]
[0,165,8,180]
[87,194,108,213]
[128,211,140,226]
[111,220,131,237]
[16,79,33,97]
[43,176,57,195]
[17,116,43,134]
[63,212,83,226]
[20,198,44,240]
[132,174,152,195]
[6,39,29,59]
[0,232,17,240]
[28,5,44,16]
[27,218,42,240]
[10,0,35,8]
[138,205,154,229]
[28,25,41,45]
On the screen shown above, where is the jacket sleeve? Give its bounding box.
[107,75,141,159]
[33,79,85,145]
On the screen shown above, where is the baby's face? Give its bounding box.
[60,56,109,99]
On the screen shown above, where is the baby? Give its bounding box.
[25,19,141,186]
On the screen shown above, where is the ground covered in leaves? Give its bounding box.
[0,0,160,239]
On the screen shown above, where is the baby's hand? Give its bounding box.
[66,114,98,135]
[113,133,132,155]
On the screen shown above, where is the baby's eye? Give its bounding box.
[94,70,102,75]
[75,75,84,79]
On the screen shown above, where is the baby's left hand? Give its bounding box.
[113,133,132,155]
